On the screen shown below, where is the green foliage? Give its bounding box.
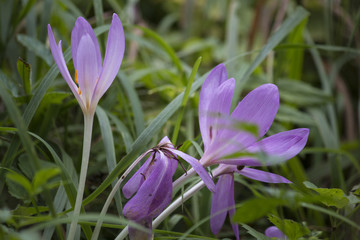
[0,0,359,239]
[233,197,287,224]
[268,215,310,240]
[304,181,349,208]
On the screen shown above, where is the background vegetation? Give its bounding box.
[0,0,359,239]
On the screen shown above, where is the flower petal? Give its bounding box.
[71,17,102,73]
[215,128,309,167]
[245,128,309,164]
[123,152,175,220]
[94,14,125,102]
[238,168,291,183]
[210,174,233,235]
[47,25,85,110]
[171,149,215,192]
[76,34,99,108]
[228,83,279,136]
[199,64,228,148]
[122,153,153,199]
[204,78,235,146]
[265,226,287,239]
[227,178,239,240]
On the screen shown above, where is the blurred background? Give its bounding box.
[0,0,359,239]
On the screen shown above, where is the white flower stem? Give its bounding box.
[115,168,201,240]
[153,180,205,228]
[91,150,152,240]
[67,113,94,240]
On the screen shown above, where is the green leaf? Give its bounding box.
[32,168,61,194]
[17,57,31,95]
[233,197,287,224]
[6,172,32,196]
[268,215,310,240]
[96,107,122,215]
[277,79,332,106]
[304,181,349,208]
[12,205,49,216]
[17,34,53,66]
[232,6,310,105]
[241,224,272,240]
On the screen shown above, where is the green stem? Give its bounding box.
[67,113,94,240]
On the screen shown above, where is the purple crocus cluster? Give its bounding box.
[197,64,309,239]
[48,14,309,240]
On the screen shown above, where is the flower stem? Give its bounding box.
[67,113,94,240]
[153,180,205,228]
[91,150,152,240]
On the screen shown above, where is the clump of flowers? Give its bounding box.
[196,64,309,239]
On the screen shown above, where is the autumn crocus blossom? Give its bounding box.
[48,13,125,115]
[122,136,215,239]
[197,64,309,239]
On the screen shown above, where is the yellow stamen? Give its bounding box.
[78,88,81,95]
[75,70,78,84]
[97,76,99,82]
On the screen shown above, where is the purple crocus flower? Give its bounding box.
[197,64,309,239]
[48,14,124,115]
[122,136,215,239]
[265,226,287,239]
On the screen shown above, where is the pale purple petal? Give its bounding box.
[238,168,291,183]
[47,25,85,110]
[216,158,263,166]
[76,34,99,108]
[265,226,286,239]
[94,14,125,102]
[122,154,153,199]
[158,136,172,146]
[245,128,309,165]
[210,174,233,235]
[71,17,102,72]
[199,64,228,148]
[216,128,309,166]
[204,78,235,148]
[227,83,279,137]
[123,152,174,220]
[228,178,239,240]
[170,149,215,192]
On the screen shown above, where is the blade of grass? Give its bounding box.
[232,6,309,106]
[118,72,145,136]
[172,57,201,145]
[96,107,123,216]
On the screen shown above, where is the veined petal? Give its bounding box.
[199,64,228,148]
[123,152,174,220]
[71,17,102,72]
[245,128,309,165]
[94,14,125,103]
[210,174,233,235]
[216,128,309,166]
[171,149,215,192]
[122,153,153,199]
[76,34,99,109]
[47,25,85,110]
[238,168,291,183]
[230,84,279,137]
[204,78,235,149]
